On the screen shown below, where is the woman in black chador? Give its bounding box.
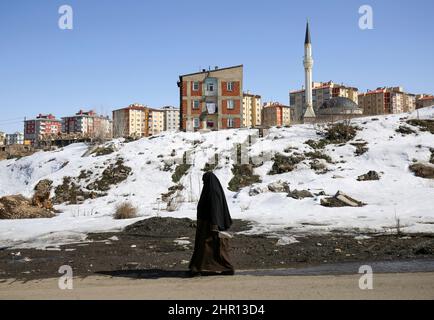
[189,172,235,275]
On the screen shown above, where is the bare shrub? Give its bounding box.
[114,202,138,220]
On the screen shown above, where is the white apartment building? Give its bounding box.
[162,106,180,131]
[6,132,24,145]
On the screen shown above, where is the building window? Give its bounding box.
[227,82,234,92]
[207,83,214,92]
[193,118,200,128]
[192,81,199,91]
[193,100,200,109]
[227,118,234,128]
[227,100,235,110]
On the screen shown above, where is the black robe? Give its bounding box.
[197,172,232,231]
[189,172,234,274]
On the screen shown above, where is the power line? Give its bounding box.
[0,120,24,125]
[0,117,25,123]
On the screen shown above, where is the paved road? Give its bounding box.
[1,272,434,300]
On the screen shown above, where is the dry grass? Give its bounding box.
[113,202,138,220]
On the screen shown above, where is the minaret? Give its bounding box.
[303,21,316,120]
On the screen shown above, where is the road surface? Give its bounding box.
[1,272,433,300]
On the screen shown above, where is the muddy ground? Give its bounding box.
[0,217,433,281]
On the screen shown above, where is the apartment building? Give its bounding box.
[358,87,416,115]
[178,65,243,131]
[162,106,180,132]
[242,93,262,128]
[62,110,112,139]
[290,81,359,122]
[0,132,5,146]
[112,104,149,138]
[24,114,62,144]
[148,108,165,136]
[416,95,434,109]
[5,132,24,145]
[262,102,292,127]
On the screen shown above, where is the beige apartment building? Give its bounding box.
[358,87,416,115]
[262,102,291,127]
[416,95,434,109]
[112,104,149,138]
[242,93,262,128]
[0,132,5,146]
[148,108,165,136]
[290,81,359,122]
[178,65,243,131]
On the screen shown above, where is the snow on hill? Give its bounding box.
[0,108,433,249]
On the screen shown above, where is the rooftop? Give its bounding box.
[419,96,434,101]
[179,64,243,78]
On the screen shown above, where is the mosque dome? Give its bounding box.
[318,97,362,115]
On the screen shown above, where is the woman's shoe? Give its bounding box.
[188,270,201,277]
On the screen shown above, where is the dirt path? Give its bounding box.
[1,272,433,300]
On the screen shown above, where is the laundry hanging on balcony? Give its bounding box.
[206,103,216,114]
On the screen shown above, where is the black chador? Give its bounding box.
[189,172,234,275]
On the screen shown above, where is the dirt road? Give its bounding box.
[1,272,433,300]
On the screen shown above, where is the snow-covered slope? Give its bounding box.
[1,108,433,248]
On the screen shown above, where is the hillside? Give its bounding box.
[0,107,433,249]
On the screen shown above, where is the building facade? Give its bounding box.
[242,93,262,128]
[0,132,5,146]
[24,114,62,144]
[112,104,149,138]
[162,106,180,132]
[416,95,434,109]
[290,81,359,122]
[358,87,416,115]
[262,103,291,127]
[5,132,24,145]
[62,110,112,139]
[178,65,243,131]
[148,108,165,136]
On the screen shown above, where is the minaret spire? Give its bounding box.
[305,20,311,45]
[303,20,316,120]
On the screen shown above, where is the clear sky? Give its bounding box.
[1,0,433,133]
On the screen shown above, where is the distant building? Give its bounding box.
[262,102,291,127]
[358,87,416,115]
[242,93,262,128]
[178,65,243,131]
[62,110,112,139]
[148,108,165,136]
[5,132,24,145]
[112,104,149,138]
[290,81,359,122]
[24,114,62,145]
[0,132,6,146]
[416,95,434,109]
[161,106,180,132]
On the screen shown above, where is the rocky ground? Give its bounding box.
[0,217,433,281]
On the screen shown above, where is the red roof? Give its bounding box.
[419,96,434,101]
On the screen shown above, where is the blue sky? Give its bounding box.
[0,0,433,132]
